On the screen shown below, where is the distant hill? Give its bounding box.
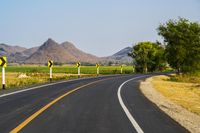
[25,39,76,64]
[103,47,133,64]
[0,43,27,62]
[0,43,26,54]
[0,39,133,64]
[11,47,39,62]
[25,38,101,64]
[61,41,99,63]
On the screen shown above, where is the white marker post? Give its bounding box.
[96,63,100,76]
[78,66,80,78]
[2,67,5,89]
[97,67,99,76]
[77,62,81,78]
[121,65,123,74]
[50,67,52,82]
[48,60,53,82]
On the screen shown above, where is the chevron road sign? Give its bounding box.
[0,56,7,89]
[76,62,81,68]
[0,56,7,68]
[48,60,53,68]
[76,62,81,78]
[96,63,100,68]
[48,60,53,82]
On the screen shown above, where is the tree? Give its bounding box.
[158,18,200,73]
[129,41,166,73]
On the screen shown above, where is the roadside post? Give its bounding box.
[48,60,53,82]
[120,65,123,74]
[76,62,81,78]
[133,66,135,73]
[96,63,100,76]
[0,56,7,89]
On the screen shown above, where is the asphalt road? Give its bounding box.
[0,74,188,133]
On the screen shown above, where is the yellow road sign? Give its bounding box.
[76,62,81,67]
[96,63,100,68]
[0,56,7,68]
[48,60,53,68]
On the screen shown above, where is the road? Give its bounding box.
[0,74,188,133]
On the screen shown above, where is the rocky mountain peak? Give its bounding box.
[39,38,59,50]
[61,41,76,49]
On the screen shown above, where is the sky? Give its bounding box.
[0,0,199,57]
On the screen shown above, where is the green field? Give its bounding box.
[5,65,134,74]
[0,65,134,89]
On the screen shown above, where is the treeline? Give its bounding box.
[129,18,200,74]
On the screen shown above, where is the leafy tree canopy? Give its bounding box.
[158,18,200,73]
[129,41,166,73]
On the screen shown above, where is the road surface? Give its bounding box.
[0,74,188,133]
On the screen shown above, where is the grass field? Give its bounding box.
[0,65,134,89]
[5,65,134,74]
[151,75,200,115]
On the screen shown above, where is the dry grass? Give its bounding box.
[0,73,96,89]
[151,75,200,115]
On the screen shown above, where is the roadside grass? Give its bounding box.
[0,73,95,89]
[151,75,200,115]
[167,74,200,83]
[0,65,134,89]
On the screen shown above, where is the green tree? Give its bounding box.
[129,41,166,73]
[158,18,200,73]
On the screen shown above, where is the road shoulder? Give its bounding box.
[140,77,200,133]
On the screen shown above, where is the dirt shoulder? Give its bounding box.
[140,76,200,133]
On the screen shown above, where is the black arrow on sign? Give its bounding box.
[48,60,53,67]
[0,57,6,67]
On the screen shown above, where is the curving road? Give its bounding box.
[0,74,188,133]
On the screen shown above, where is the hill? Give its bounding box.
[0,43,27,62]
[25,38,101,64]
[0,39,133,64]
[61,41,99,63]
[103,47,133,64]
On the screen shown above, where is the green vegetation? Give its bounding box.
[158,18,200,74]
[5,65,134,74]
[128,17,200,75]
[129,41,166,73]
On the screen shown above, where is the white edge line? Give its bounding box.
[117,76,147,133]
[0,78,79,98]
[0,74,122,98]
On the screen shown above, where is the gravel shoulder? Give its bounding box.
[140,77,200,133]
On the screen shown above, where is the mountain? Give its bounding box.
[25,38,100,64]
[105,47,133,63]
[61,41,99,63]
[0,43,27,62]
[0,43,26,54]
[25,39,76,63]
[0,39,133,64]
[11,47,39,62]
[21,47,39,57]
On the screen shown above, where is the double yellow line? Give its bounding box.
[10,79,105,133]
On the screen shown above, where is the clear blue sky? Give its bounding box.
[0,0,199,56]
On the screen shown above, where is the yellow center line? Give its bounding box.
[10,79,106,133]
